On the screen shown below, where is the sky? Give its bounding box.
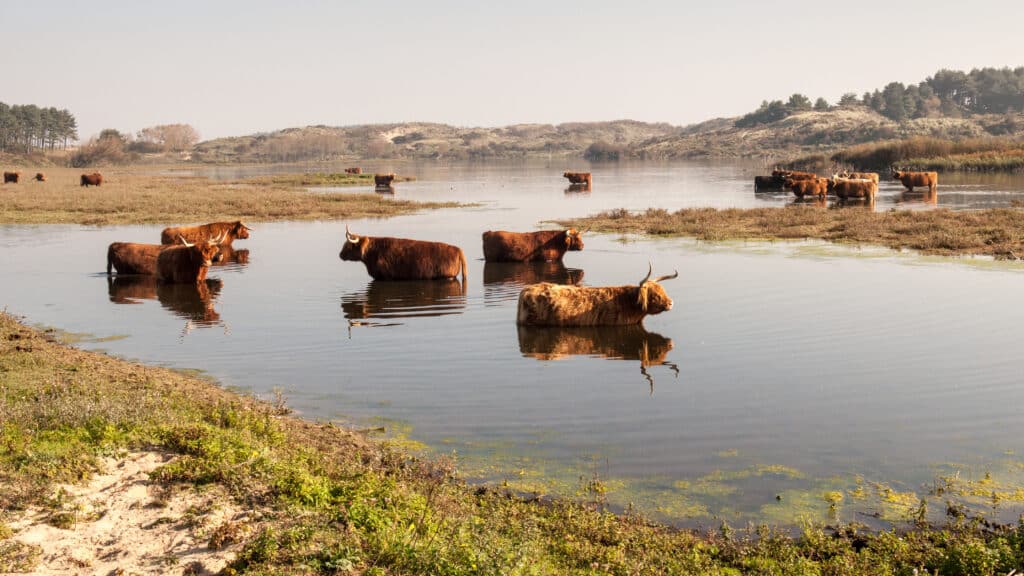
[3,0,1022,141]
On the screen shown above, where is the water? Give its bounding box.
[4,161,1024,527]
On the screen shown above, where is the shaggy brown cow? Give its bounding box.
[482,229,584,262]
[340,226,467,281]
[516,264,678,326]
[34,172,46,182]
[344,167,362,175]
[3,171,20,183]
[785,177,829,198]
[563,171,592,186]
[156,235,223,284]
[161,221,252,246]
[80,172,103,186]
[772,169,817,180]
[107,242,168,275]
[374,173,396,188]
[754,175,786,191]
[892,169,938,193]
[838,171,879,183]
[828,178,877,200]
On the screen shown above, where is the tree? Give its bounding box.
[814,97,830,111]
[881,82,908,121]
[839,93,860,107]
[136,123,200,152]
[786,93,812,111]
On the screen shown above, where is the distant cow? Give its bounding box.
[345,167,362,175]
[838,171,879,183]
[340,225,466,281]
[3,171,20,183]
[772,169,817,180]
[785,177,830,198]
[892,169,938,194]
[156,234,224,284]
[107,242,168,275]
[80,172,103,187]
[374,173,396,188]
[34,172,46,182]
[829,178,877,200]
[517,264,678,326]
[482,229,584,263]
[161,221,252,246]
[754,175,786,191]
[563,171,592,186]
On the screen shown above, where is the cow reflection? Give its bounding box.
[517,325,679,393]
[897,189,938,205]
[565,183,591,194]
[483,261,584,305]
[212,245,250,266]
[341,279,466,330]
[107,276,224,327]
[788,196,827,208]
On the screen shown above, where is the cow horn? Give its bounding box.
[178,235,193,248]
[655,270,679,283]
[210,231,226,245]
[639,262,653,286]
[240,221,253,231]
[346,225,360,242]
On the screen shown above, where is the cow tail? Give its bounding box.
[460,250,467,283]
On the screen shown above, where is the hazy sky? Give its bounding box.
[3,0,1021,141]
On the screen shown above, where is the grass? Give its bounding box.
[559,206,1024,259]
[5,313,1024,574]
[823,136,1024,172]
[0,167,459,225]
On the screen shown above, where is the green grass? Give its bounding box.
[5,312,1024,574]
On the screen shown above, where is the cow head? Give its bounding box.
[783,178,795,189]
[564,229,584,252]
[179,232,223,267]
[637,263,678,315]
[891,168,903,179]
[340,225,367,261]
[233,221,253,240]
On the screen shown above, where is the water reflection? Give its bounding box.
[517,325,679,392]
[483,261,584,305]
[341,279,467,329]
[788,196,827,208]
[107,276,224,328]
[212,245,250,267]
[896,189,938,206]
[565,183,592,194]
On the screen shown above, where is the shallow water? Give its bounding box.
[4,161,1024,527]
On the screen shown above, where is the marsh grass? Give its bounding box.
[561,206,1024,259]
[829,137,1024,172]
[0,167,458,225]
[5,313,1024,574]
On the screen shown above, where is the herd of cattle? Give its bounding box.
[105,218,677,328]
[754,168,939,201]
[2,170,104,186]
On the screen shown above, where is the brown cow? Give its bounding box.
[3,171,20,183]
[754,175,786,191]
[828,178,877,200]
[34,172,46,182]
[344,167,362,175]
[892,169,938,193]
[482,229,584,262]
[80,172,103,186]
[772,169,817,180]
[160,221,252,246]
[838,171,879,183]
[156,234,223,284]
[563,171,592,186]
[374,173,396,188]
[784,177,829,198]
[107,242,168,275]
[340,225,467,281]
[516,264,678,326]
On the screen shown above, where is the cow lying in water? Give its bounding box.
[161,221,252,246]
[340,226,467,281]
[482,229,584,262]
[517,264,678,326]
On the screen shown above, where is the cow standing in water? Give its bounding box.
[161,221,252,246]
[107,242,168,275]
[482,229,584,262]
[156,234,224,284]
[517,264,678,326]
[892,169,938,194]
[339,225,466,281]
[563,172,592,186]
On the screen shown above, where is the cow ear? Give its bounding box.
[637,284,649,312]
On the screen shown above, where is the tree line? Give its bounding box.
[736,67,1024,127]
[0,102,78,152]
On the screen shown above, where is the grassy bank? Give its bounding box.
[789,136,1024,173]
[4,314,1024,574]
[0,167,459,225]
[559,206,1024,259]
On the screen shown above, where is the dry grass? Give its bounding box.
[560,206,1024,258]
[0,167,461,225]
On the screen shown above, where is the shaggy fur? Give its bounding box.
[563,171,592,185]
[161,221,250,246]
[340,234,467,281]
[482,229,584,262]
[80,172,103,186]
[829,178,878,200]
[838,171,879,183]
[516,277,675,327]
[156,242,221,284]
[754,175,786,191]
[785,177,830,198]
[892,170,938,193]
[107,242,168,275]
